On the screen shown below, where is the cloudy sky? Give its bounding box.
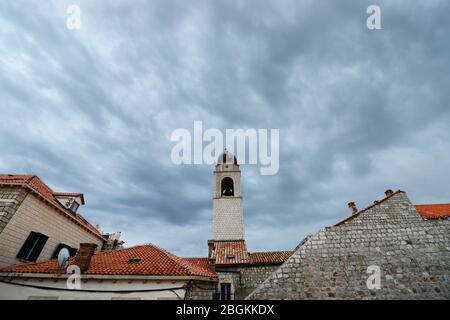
[1,1,449,257]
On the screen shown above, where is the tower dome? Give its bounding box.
[217,150,238,165]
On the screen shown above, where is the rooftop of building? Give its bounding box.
[414,203,450,220]
[334,189,450,226]
[209,240,293,266]
[0,244,217,279]
[0,174,101,239]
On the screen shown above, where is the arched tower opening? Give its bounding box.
[213,150,244,241]
[221,177,234,197]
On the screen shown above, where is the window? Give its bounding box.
[17,232,49,262]
[221,177,234,197]
[51,243,77,259]
[220,283,232,300]
[69,200,79,214]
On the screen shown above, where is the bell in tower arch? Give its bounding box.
[221,177,234,197]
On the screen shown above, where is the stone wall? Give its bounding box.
[0,187,29,234]
[248,192,450,299]
[190,280,218,300]
[217,265,281,299]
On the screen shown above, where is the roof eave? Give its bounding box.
[0,272,217,281]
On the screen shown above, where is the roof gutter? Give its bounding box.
[0,272,217,282]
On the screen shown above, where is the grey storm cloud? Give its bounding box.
[1,0,450,256]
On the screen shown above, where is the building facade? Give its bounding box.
[0,175,104,268]
[248,190,450,299]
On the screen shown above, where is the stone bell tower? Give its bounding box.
[212,151,244,240]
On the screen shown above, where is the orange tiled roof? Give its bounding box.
[249,251,293,265]
[0,174,101,238]
[415,204,450,219]
[0,244,217,278]
[209,241,291,266]
[183,257,210,270]
[211,240,250,265]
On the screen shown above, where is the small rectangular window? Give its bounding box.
[17,231,49,262]
[69,201,79,214]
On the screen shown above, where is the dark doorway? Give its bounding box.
[220,283,232,300]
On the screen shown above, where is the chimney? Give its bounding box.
[207,240,214,260]
[74,243,98,273]
[207,240,216,272]
[348,202,358,215]
[385,189,394,197]
[208,257,216,272]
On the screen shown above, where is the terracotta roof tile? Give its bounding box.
[0,174,101,238]
[249,251,293,265]
[211,240,250,265]
[415,204,450,219]
[0,244,217,278]
[183,257,210,270]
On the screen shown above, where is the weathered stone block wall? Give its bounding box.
[237,265,280,299]
[248,192,450,299]
[190,280,218,300]
[0,187,29,234]
[217,265,281,299]
[216,270,241,299]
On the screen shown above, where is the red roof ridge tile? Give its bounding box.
[249,251,293,265]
